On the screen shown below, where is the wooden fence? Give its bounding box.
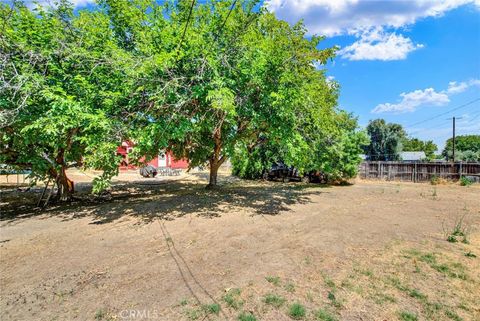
[359,162,480,182]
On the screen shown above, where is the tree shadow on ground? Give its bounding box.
[1,177,330,224]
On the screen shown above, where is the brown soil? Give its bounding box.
[1,172,479,321]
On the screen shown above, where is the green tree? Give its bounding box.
[442,135,480,161]
[364,119,406,161]
[0,1,133,199]
[114,0,338,187]
[401,137,437,159]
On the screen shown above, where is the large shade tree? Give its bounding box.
[364,119,406,161]
[0,1,134,199]
[109,0,338,187]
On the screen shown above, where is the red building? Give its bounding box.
[117,141,188,170]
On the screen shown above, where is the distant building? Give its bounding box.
[400,151,426,162]
[116,141,188,170]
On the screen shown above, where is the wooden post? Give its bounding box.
[459,162,462,180]
[414,163,417,183]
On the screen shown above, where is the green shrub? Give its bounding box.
[460,176,473,186]
[289,303,306,319]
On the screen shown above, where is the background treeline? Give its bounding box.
[363,119,480,162]
[0,0,368,200]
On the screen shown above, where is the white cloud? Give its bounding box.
[446,79,480,94]
[373,78,480,113]
[265,0,479,61]
[265,0,480,37]
[338,28,424,61]
[372,88,450,113]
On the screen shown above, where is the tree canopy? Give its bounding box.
[1,1,134,199]
[364,119,406,161]
[442,135,480,161]
[401,137,437,160]
[1,0,370,198]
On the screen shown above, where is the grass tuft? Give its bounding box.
[238,312,257,321]
[265,276,280,286]
[264,293,286,308]
[464,251,476,258]
[288,303,306,320]
[223,288,243,310]
[399,311,418,321]
[316,308,337,321]
[202,303,221,315]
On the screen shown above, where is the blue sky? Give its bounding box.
[8,0,480,150]
[266,0,480,150]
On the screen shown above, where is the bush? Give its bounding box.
[460,176,473,186]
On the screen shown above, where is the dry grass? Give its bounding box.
[1,174,479,320]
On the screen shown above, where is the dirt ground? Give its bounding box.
[1,171,479,321]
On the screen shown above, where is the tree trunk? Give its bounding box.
[55,165,74,201]
[207,146,225,188]
[208,158,220,188]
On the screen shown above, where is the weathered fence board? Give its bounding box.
[359,162,480,182]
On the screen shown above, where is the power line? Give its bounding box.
[214,0,237,41]
[175,0,196,58]
[407,97,480,128]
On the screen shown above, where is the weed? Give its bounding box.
[460,176,473,186]
[223,288,243,310]
[95,309,106,320]
[464,251,476,258]
[430,175,439,185]
[289,303,306,320]
[327,291,342,308]
[285,282,295,293]
[265,276,280,286]
[202,303,220,315]
[322,274,336,289]
[264,293,286,308]
[316,308,337,321]
[186,309,200,320]
[409,289,427,301]
[399,311,418,321]
[419,253,436,264]
[373,292,396,304]
[447,235,458,243]
[445,309,463,321]
[443,215,470,244]
[238,312,257,321]
[359,268,373,277]
[180,298,188,306]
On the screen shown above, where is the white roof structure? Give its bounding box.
[400,151,426,161]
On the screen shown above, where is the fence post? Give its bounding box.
[459,162,462,180]
[414,163,417,183]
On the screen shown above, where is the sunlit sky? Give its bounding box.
[6,0,480,150]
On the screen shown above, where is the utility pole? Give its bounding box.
[452,116,456,163]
